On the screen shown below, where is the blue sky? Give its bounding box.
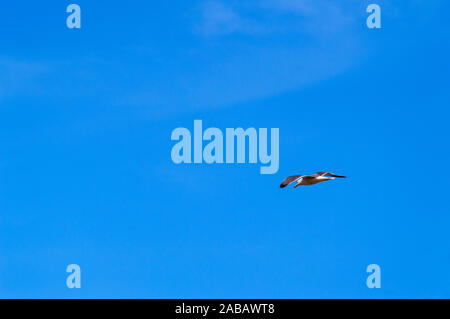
[0,0,449,298]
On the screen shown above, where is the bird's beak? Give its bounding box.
[294,184,300,188]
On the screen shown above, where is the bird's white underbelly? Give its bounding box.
[299,176,330,185]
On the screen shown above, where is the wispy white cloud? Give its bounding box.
[0,56,126,105]
[194,1,264,36]
[195,0,358,37]
[1,0,446,119]
[196,1,241,36]
[263,0,357,34]
[0,58,49,100]
[118,0,366,115]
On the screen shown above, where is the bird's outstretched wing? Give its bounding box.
[314,172,346,178]
[280,175,303,188]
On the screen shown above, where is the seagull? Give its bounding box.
[280,172,346,189]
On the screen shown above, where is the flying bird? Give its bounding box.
[280,172,346,189]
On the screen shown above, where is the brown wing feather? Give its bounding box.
[280,175,303,188]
